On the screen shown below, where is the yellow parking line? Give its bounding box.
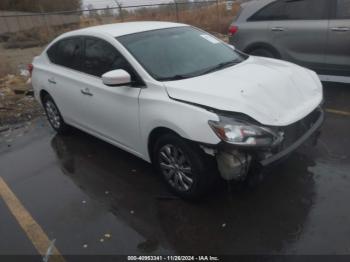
[0,177,65,262]
[326,108,350,117]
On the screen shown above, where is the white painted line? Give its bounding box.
[318,75,350,84]
[326,108,350,116]
[0,177,65,262]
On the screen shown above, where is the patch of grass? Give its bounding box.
[3,23,81,49]
[0,56,15,78]
[125,2,240,34]
[176,3,239,34]
[78,2,240,35]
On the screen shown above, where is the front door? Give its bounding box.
[269,0,330,72]
[78,37,144,154]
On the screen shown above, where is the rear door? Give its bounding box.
[46,37,86,124]
[325,0,350,77]
[268,0,330,72]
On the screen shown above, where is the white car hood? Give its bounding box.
[164,56,323,126]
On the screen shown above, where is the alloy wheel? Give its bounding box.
[158,144,194,192]
[45,100,61,129]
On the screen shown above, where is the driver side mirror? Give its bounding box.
[102,69,131,86]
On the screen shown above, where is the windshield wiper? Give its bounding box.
[158,74,196,81]
[200,60,239,75]
[158,60,239,81]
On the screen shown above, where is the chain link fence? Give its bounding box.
[0,0,240,49]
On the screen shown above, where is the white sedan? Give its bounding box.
[31,22,324,199]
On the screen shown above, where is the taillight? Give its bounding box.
[228,25,238,36]
[28,63,33,76]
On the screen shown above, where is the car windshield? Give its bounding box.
[117,26,247,81]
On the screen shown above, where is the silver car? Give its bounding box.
[229,0,350,83]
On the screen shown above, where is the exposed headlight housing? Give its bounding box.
[208,115,284,147]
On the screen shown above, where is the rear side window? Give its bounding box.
[83,37,134,78]
[249,1,285,21]
[336,0,350,19]
[47,37,83,70]
[249,0,329,21]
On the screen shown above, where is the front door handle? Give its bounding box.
[80,88,93,96]
[48,78,56,84]
[271,27,285,32]
[331,27,350,32]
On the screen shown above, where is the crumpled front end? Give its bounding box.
[212,106,324,181]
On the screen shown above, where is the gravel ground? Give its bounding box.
[0,75,43,129]
[0,43,44,129]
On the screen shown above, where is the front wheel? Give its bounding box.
[153,133,217,199]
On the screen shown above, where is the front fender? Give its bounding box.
[139,85,220,161]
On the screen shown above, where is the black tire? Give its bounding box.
[249,48,276,58]
[42,94,70,135]
[152,133,217,200]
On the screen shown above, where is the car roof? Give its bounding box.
[64,21,188,38]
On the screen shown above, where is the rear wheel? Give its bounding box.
[153,133,217,199]
[42,95,70,135]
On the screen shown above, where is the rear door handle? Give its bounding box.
[271,27,285,32]
[331,27,350,32]
[48,78,56,84]
[80,88,93,96]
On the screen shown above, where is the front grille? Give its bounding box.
[278,107,321,150]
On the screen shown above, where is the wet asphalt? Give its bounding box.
[0,82,349,258]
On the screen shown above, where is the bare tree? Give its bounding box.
[104,5,113,17]
[113,0,126,21]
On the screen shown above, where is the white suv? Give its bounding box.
[31,22,324,199]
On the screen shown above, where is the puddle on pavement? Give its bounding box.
[50,131,324,254]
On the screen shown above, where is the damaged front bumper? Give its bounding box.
[213,107,324,181]
[260,108,324,167]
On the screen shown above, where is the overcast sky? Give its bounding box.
[82,0,172,9]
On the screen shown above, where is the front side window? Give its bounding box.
[336,0,350,19]
[83,37,132,78]
[249,0,329,21]
[47,37,83,70]
[117,27,246,81]
[283,0,329,20]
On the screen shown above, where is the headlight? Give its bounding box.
[208,115,283,147]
